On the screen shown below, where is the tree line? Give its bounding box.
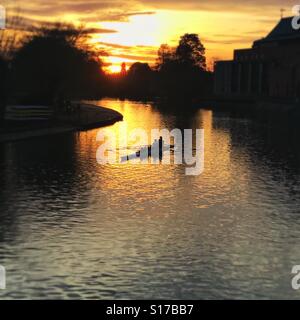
[110,33,213,100]
[0,22,213,123]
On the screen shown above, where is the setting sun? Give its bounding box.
[88,8,284,73]
[104,57,131,73]
[5,0,292,73]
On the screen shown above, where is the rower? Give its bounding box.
[159,136,164,151]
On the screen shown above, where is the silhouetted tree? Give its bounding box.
[0,14,23,60]
[156,44,175,70]
[176,33,206,70]
[105,33,212,100]
[11,23,104,105]
[128,62,152,77]
[155,33,212,99]
[125,62,155,98]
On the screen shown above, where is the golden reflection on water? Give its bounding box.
[1,98,300,299]
[77,99,246,211]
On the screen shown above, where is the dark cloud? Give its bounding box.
[97,41,133,49]
[100,11,156,22]
[138,0,296,13]
[97,41,157,63]
[111,53,155,62]
[84,28,117,34]
[8,0,126,16]
[97,41,157,54]
[5,15,117,34]
[6,0,156,23]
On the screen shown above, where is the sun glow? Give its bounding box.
[91,10,247,73]
[7,0,285,75]
[103,56,132,74]
[90,13,165,73]
[87,9,278,74]
[100,14,163,47]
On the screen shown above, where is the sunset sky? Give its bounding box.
[4,0,298,72]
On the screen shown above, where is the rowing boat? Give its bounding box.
[120,144,175,162]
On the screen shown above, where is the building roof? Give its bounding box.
[253,16,300,47]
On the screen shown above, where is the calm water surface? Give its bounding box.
[0,99,300,299]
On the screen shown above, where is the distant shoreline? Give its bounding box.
[0,103,123,143]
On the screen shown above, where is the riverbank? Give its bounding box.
[0,103,123,143]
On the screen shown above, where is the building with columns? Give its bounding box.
[214,16,300,101]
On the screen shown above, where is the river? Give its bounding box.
[0,98,300,299]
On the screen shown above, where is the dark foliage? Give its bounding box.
[11,24,104,105]
[156,33,212,99]
[108,33,213,100]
